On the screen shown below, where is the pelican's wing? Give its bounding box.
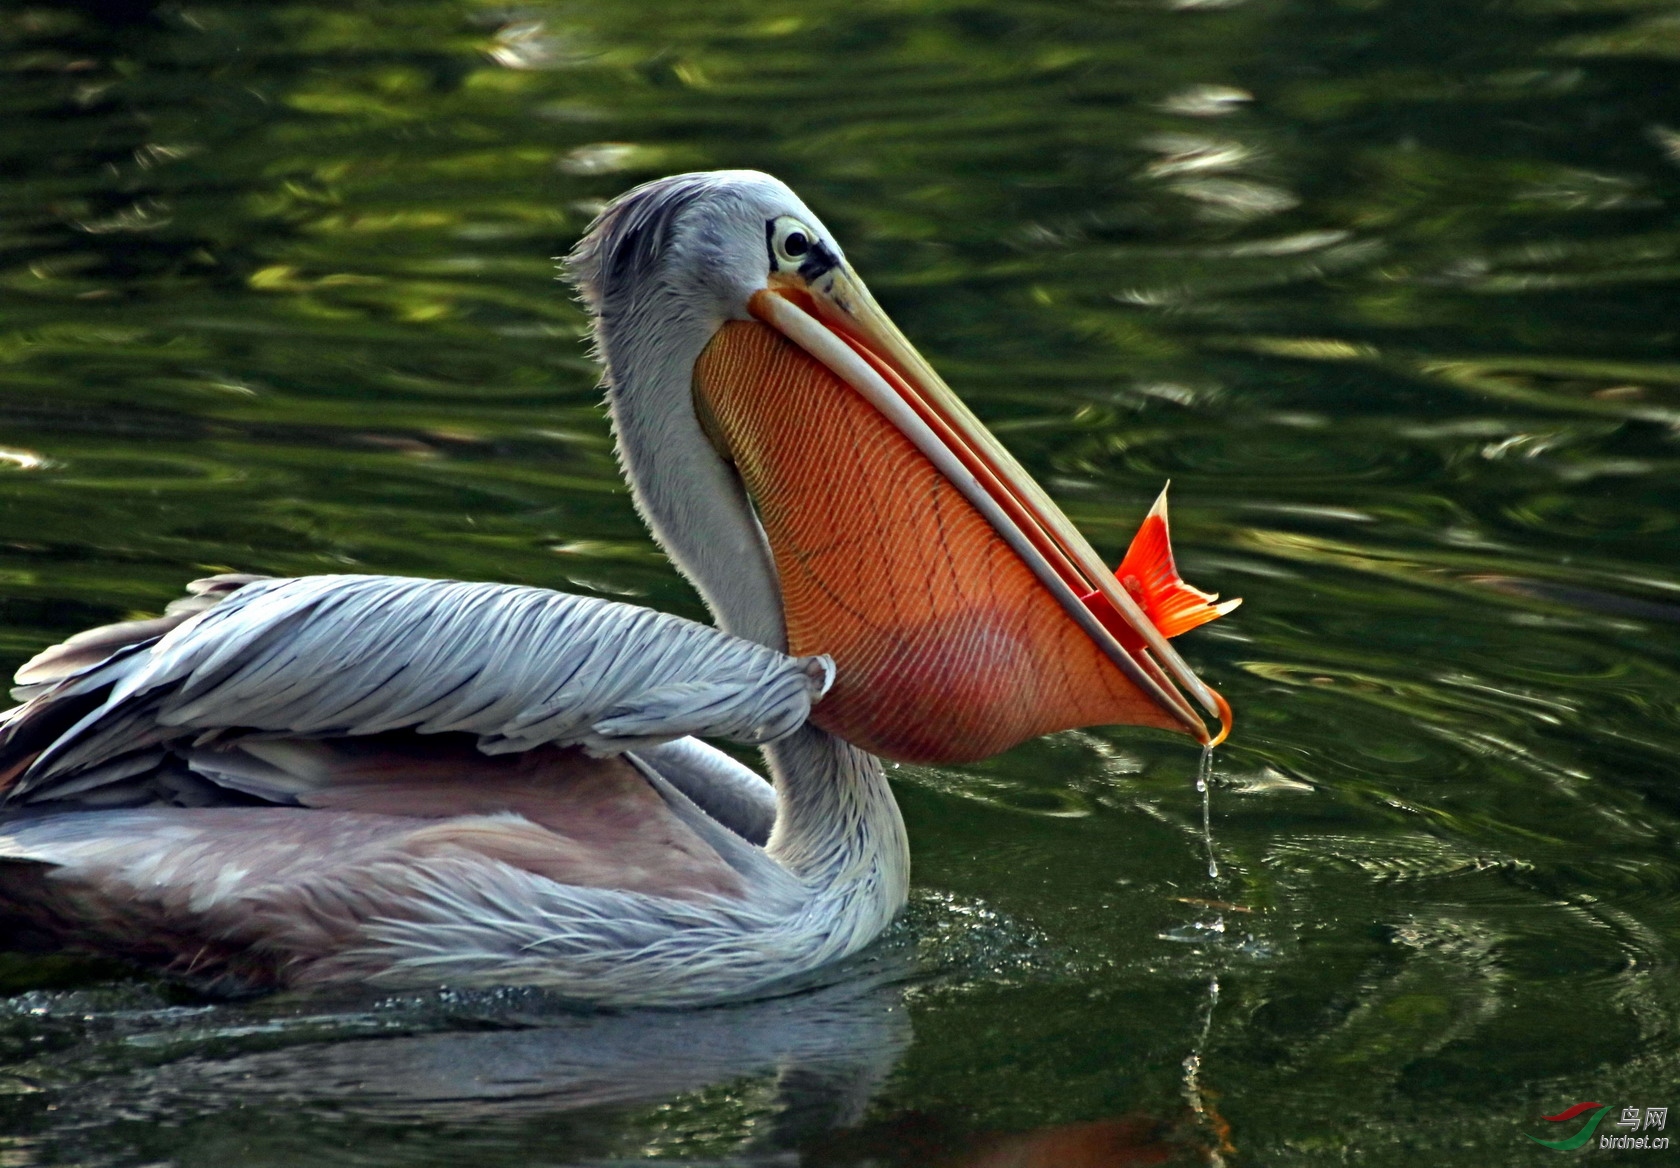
[0,574,831,807]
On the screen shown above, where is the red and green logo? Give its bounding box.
[1528,1102,1612,1151]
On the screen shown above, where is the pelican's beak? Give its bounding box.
[692,259,1232,763]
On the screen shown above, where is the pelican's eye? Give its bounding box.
[768,216,835,280]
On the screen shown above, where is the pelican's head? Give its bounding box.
[567,171,1229,762]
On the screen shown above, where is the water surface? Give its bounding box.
[2,0,1679,1163]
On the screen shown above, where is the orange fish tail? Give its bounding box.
[1114,486,1240,639]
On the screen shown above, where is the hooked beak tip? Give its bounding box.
[1206,689,1232,748]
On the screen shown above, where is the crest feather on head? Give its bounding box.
[562,173,721,319]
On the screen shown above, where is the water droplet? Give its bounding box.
[1199,744,1219,880]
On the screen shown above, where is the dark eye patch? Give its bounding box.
[797,240,838,282]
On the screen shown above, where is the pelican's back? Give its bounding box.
[0,574,830,1000]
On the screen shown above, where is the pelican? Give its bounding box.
[0,171,1234,1004]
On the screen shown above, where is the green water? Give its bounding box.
[2,0,1679,1162]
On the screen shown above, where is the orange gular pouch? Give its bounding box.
[693,320,1186,764]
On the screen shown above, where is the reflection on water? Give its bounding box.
[812,1111,1198,1167]
[2,978,910,1165]
[24,980,909,1155]
[3,0,1680,1163]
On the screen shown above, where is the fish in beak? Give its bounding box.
[693,248,1235,764]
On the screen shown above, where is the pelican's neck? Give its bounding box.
[762,726,909,909]
[601,295,787,651]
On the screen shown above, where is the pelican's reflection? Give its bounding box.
[18,957,1226,1165]
[28,968,911,1157]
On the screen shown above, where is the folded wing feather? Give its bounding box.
[0,574,829,808]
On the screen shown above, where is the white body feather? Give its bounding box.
[0,575,907,1004]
